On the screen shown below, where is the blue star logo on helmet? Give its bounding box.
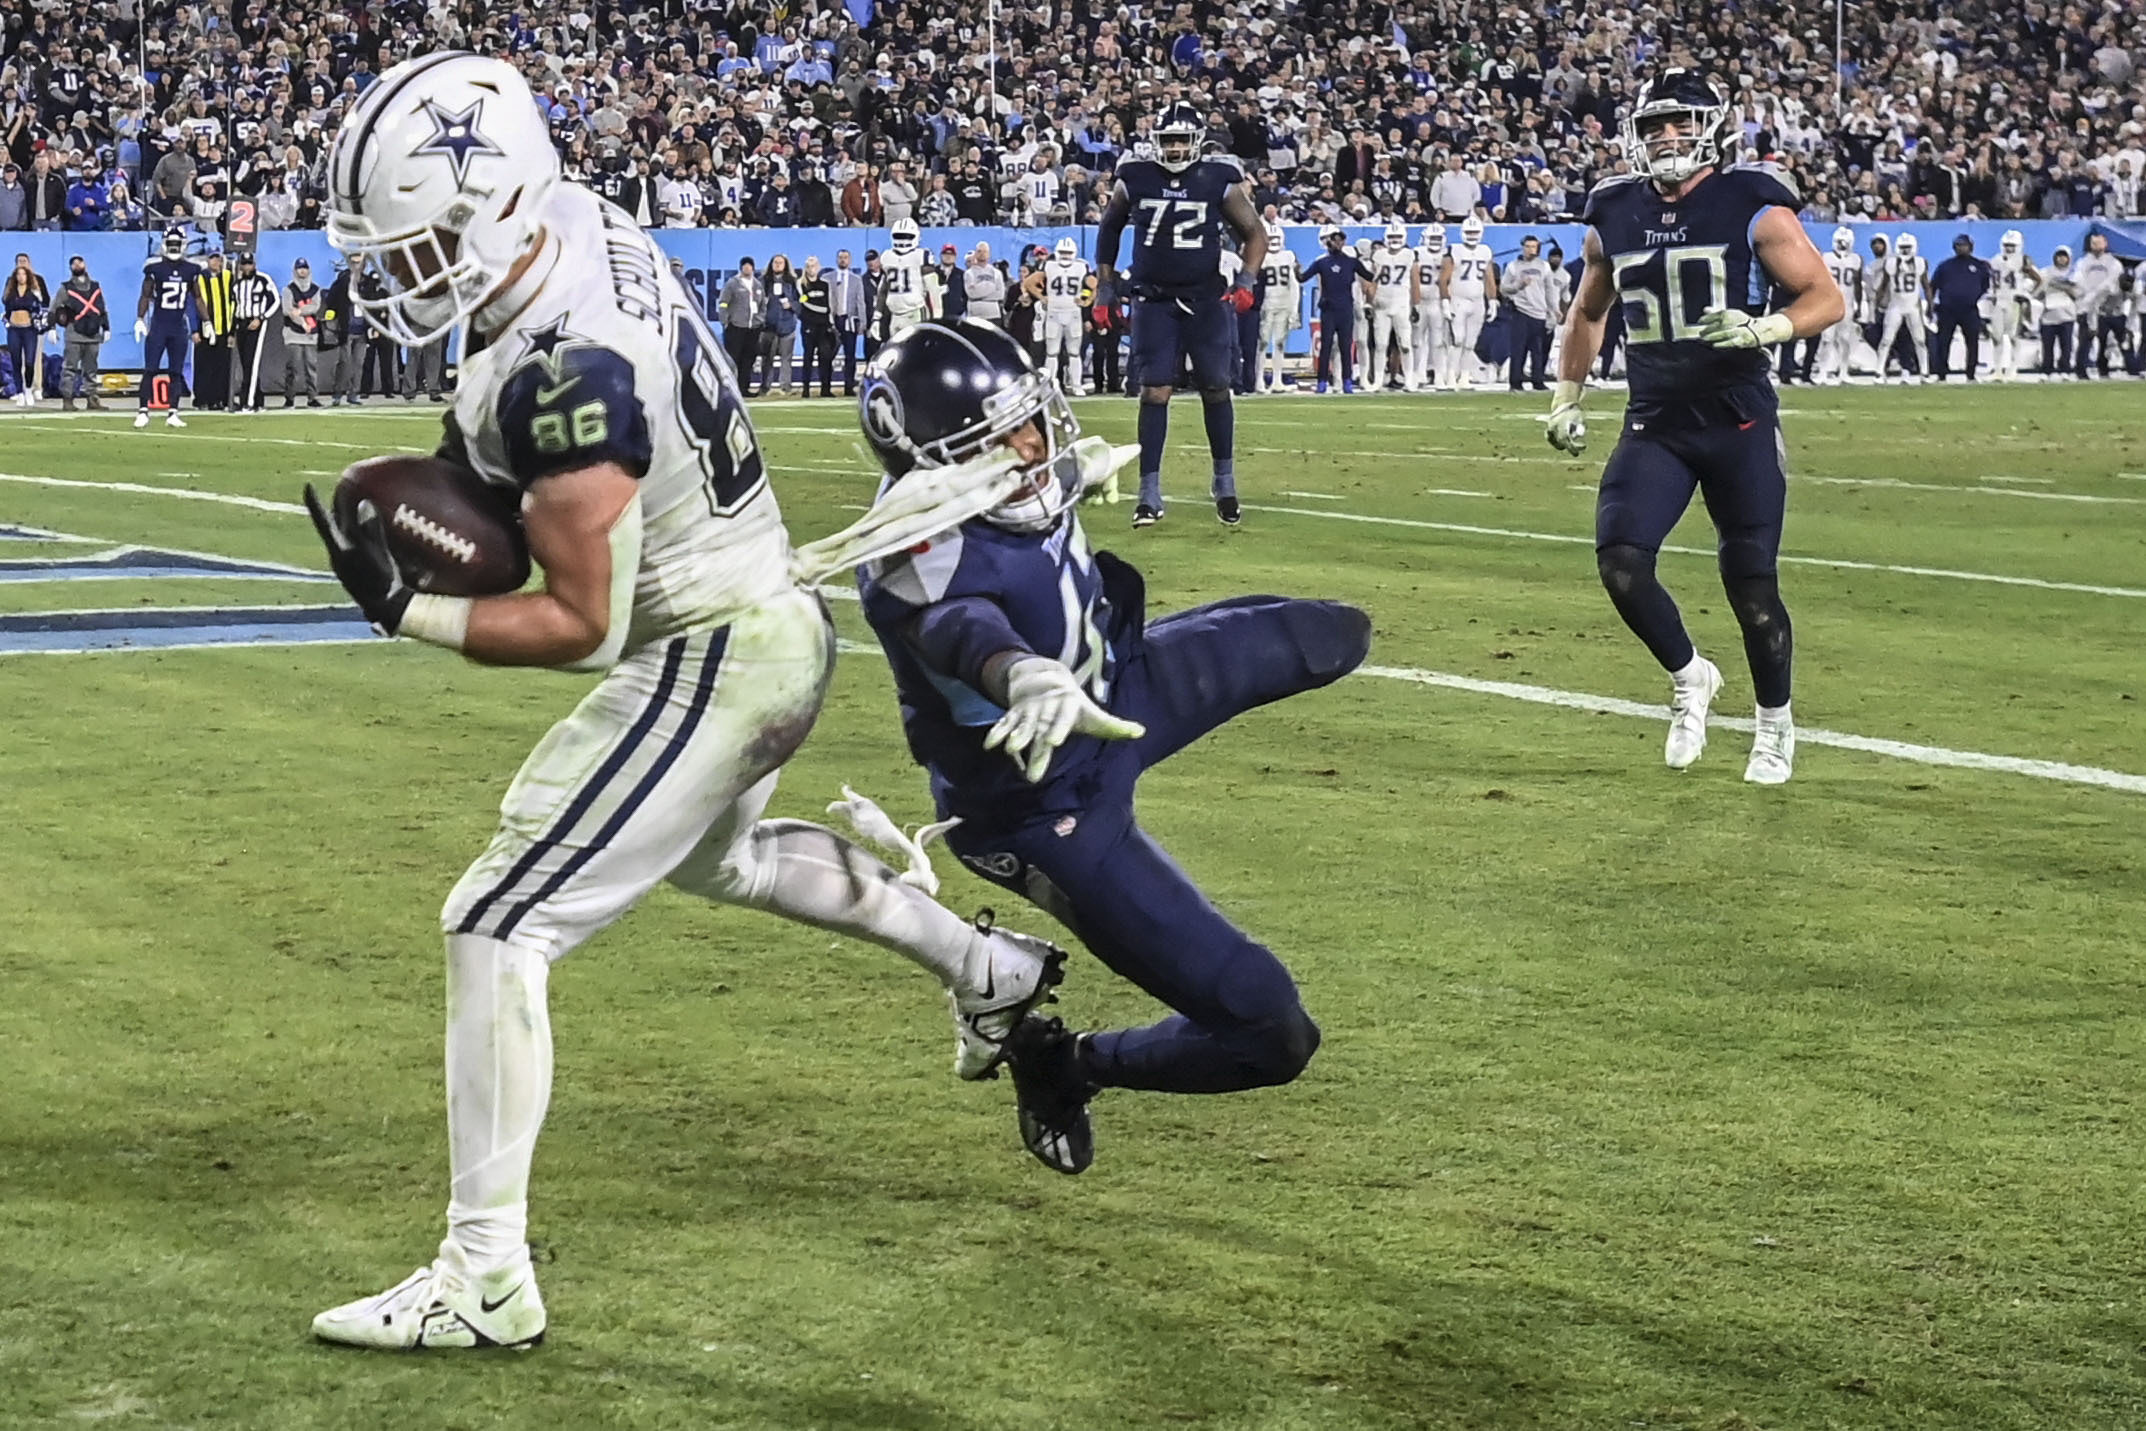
[413,97,505,185]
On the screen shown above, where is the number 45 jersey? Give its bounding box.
[1583,166,1800,425]
[442,182,792,652]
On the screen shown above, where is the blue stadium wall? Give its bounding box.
[15,219,2138,371]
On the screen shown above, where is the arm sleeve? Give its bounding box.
[903,594,1036,691]
[498,345,654,486]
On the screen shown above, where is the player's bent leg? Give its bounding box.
[1129,596,1371,766]
[1197,385,1238,520]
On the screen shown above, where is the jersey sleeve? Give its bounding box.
[1579,176,1635,228]
[496,344,654,487]
[1729,165,1801,211]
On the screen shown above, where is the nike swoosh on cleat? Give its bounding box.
[479,1285,524,1314]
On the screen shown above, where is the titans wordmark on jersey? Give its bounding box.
[1582,166,1800,416]
[441,182,791,652]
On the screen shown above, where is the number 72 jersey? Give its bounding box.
[442,182,794,649]
[1581,166,1801,410]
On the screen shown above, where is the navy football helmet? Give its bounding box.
[1155,101,1204,173]
[1621,69,1732,187]
[859,320,1083,534]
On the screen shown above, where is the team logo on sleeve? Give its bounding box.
[413,98,505,184]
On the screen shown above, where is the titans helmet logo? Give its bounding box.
[860,375,907,450]
[413,98,505,186]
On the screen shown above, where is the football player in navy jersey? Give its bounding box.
[1547,71,1843,785]
[855,320,1371,1174]
[1094,102,1265,529]
[134,229,199,428]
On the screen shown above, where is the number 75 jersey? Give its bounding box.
[443,182,793,648]
[1581,166,1801,416]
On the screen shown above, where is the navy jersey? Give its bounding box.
[1302,251,1371,312]
[857,512,1135,822]
[1583,166,1799,423]
[140,258,200,330]
[1117,155,1244,299]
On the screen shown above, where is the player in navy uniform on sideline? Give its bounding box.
[135,229,199,428]
[854,320,1371,1174]
[1094,102,1265,529]
[1547,70,1842,785]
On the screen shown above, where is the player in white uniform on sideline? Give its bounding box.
[1816,227,1864,384]
[1441,216,1497,388]
[1876,233,1929,383]
[1040,236,1090,395]
[1367,222,1421,392]
[1988,229,2037,381]
[1409,224,1449,390]
[1350,239,1374,382]
[1256,219,1301,393]
[301,53,1074,1353]
[879,218,932,338]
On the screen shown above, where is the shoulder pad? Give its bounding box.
[1579,173,1645,224]
[498,342,653,486]
[1726,163,1801,208]
[1200,154,1247,180]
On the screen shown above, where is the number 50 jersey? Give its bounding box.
[1582,166,1800,423]
[442,182,792,653]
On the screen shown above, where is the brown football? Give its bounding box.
[334,455,530,597]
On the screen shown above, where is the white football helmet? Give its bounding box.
[2000,229,2023,254]
[1353,238,1374,260]
[1318,223,1344,243]
[1419,222,1447,254]
[1832,226,1854,253]
[1054,236,1078,261]
[1263,219,1285,250]
[1460,216,1484,244]
[890,217,919,254]
[1896,234,1917,259]
[1383,222,1407,250]
[326,52,558,347]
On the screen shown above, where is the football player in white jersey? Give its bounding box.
[1256,219,1302,393]
[1367,222,1421,392]
[302,53,1069,1352]
[1988,229,2037,380]
[878,218,932,338]
[1441,216,1498,388]
[1409,223,1450,390]
[1876,233,1930,383]
[1040,235,1090,395]
[1816,226,1864,384]
[1349,239,1374,382]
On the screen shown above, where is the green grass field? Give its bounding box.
[2,385,2144,1431]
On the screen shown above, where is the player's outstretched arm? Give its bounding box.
[450,463,642,669]
[1547,229,1615,455]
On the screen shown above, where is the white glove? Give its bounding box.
[984,656,1145,783]
[1545,379,1586,455]
[133,318,148,341]
[1696,308,1795,350]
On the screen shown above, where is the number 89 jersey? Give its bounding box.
[443,183,792,650]
[1582,166,1800,422]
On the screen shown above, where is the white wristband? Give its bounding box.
[399,592,473,650]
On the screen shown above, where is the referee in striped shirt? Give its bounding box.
[192,251,235,410]
[229,253,280,413]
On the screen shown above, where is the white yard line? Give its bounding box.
[0,406,439,423]
[1278,490,1345,501]
[1246,504,2146,599]
[1244,446,1573,464]
[0,472,304,514]
[1362,664,2146,795]
[1801,475,2142,505]
[8,420,384,451]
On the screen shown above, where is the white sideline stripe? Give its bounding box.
[0,407,439,423]
[1245,446,1573,464]
[1246,504,2146,599]
[1278,490,1344,501]
[1801,474,2142,505]
[0,471,303,514]
[1362,664,2146,795]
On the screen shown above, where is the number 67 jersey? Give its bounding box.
[441,182,792,652]
[1583,166,1800,423]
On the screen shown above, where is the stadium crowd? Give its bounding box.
[0,0,2140,234]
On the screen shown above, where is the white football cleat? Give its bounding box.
[953,914,1067,1081]
[133,410,150,428]
[165,411,186,428]
[1744,715,1796,785]
[313,1243,545,1351]
[1664,658,1723,770]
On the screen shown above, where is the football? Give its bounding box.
[333,455,530,597]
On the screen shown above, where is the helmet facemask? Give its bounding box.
[1623,103,1727,187]
[1157,125,1199,173]
[881,370,1082,534]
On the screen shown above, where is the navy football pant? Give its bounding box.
[1315,305,1355,385]
[1596,418,1794,707]
[137,326,190,408]
[949,596,1371,1094]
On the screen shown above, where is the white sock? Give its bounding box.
[1670,653,1711,687]
[1756,702,1793,726]
[444,933,552,1277]
[668,818,980,993]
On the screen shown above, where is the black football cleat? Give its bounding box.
[1004,1015,1096,1175]
[1215,496,1241,527]
[1132,503,1163,529]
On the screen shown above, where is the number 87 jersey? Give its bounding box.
[1582,166,1801,416]
[442,183,794,648]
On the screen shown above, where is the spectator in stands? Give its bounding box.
[64,156,109,231]
[841,162,881,225]
[1430,154,1481,221]
[0,164,24,232]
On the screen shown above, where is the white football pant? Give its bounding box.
[1411,300,1449,388]
[1041,312,1084,394]
[1259,304,1295,390]
[1369,304,1414,390]
[1990,300,2025,377]
[1877,303,1926,377]
[1817,315,1858,382]
[886,307,924,339]
[1445,300,1487,386]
